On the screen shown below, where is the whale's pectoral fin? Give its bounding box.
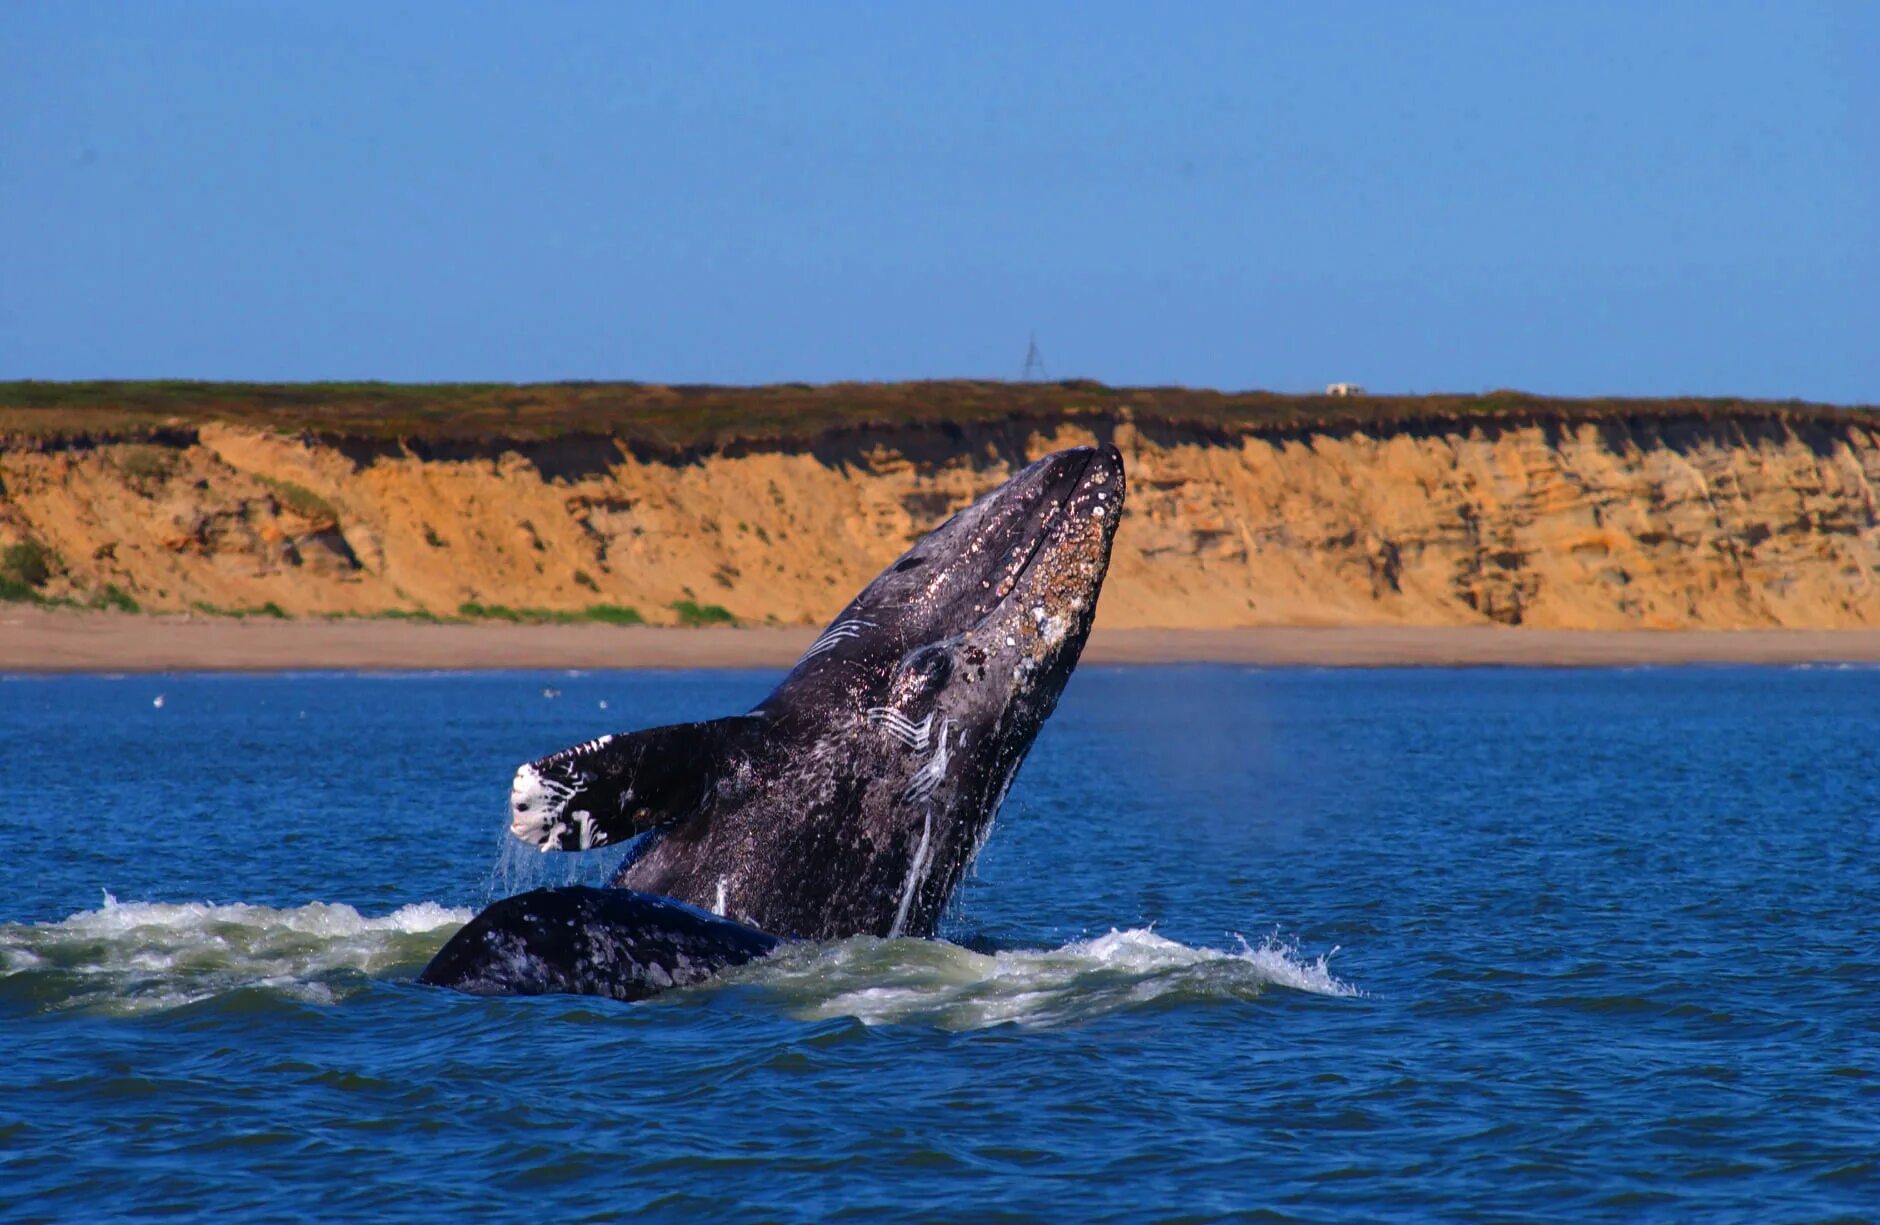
[417,886,780,1001]
[509,716,761,852]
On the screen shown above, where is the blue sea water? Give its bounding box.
[1,665,1876,1221]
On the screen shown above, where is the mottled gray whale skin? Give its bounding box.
[417,886,778,1002]
[420,445,1124,1000]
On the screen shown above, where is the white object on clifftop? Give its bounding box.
[1325,383,1366,397]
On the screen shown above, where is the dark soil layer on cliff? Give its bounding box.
[3,379,1874,452]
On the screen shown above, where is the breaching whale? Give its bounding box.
[420,444,1125,1001]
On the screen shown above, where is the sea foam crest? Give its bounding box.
[734,926,1358,1030]
[0,895,472,1016]
[2,894,1354,1028]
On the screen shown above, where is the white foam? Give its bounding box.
[2,895,1356,1029]
[69,893,466,938]
[0,896,472,1016]
[733,927,1358,1030]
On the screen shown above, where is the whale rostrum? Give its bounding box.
[421,444,1125,1000]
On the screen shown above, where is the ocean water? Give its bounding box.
[1,665,1875,1221]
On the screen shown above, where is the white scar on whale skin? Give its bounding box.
[801,619,876,662]
[509,737,612,849]
[572,810,598,850]
[880,716,951,933]
[867,707,935,750]
[510,763,575,848]
[889,808,934,939]
[901,718,952,803]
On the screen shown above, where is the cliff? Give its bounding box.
[2,382,1878,629]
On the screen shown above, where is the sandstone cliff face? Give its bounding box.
[2,412,1878,629]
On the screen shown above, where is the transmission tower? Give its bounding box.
[1020,332,1048,381]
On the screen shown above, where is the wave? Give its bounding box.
[729,927,1358,1030]
[0,894,471,1016]
[0,896,1355,1028]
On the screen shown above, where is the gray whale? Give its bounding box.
[421,444,1125,1000]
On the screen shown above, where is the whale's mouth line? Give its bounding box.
[977,447,1104,617]
[992,504,1061,598]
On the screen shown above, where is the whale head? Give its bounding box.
[844,443,1124,677]
[813,442,1126,761]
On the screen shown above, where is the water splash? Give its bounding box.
[483,824,638,901]
[727,926,1358,1030]
[0,895,470,1016]
[1,896,1353,1029]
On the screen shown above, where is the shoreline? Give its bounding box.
[6,607,1880,671]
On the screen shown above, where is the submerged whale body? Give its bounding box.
[420,445,1125,1001]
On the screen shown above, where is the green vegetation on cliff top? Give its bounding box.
[0,380,1872,448]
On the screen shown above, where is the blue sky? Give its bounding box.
[3,2,1874,399]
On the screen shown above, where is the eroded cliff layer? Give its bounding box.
[3,401,1879,629]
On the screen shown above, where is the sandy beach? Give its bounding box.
[5,606,1880,672]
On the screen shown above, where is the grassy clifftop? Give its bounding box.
[3,379,1874,450]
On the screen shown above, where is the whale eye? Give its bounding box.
[901,645,953,689]
[894,556,926,573]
